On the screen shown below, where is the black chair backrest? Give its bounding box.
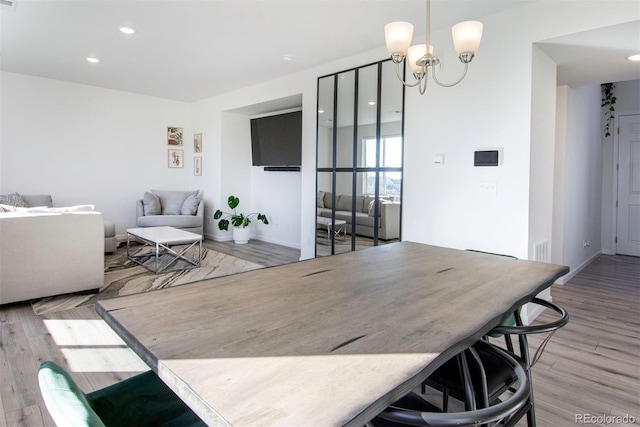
[376,341,530,426]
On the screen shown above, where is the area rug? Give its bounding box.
[31,244,263,315]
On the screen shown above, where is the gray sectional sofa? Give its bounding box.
[136,189,204,235]
[316,192,400,240]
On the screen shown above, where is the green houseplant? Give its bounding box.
[214,196,268,244]
[601,82,616,138]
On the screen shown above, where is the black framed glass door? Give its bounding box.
[316,59,404,257]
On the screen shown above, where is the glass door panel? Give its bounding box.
[317,76,335,169]
[316,172,353,256]
[356,64,379,169]
[335,70,356,169]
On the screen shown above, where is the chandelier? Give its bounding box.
[384,0,483,94]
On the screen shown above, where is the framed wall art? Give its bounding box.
[168,149,184,168]
[194,133,202,153]
[194,157,202,176]
[167,127,183,146]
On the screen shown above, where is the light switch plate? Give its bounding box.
[479,181,497,195]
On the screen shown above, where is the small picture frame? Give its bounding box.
[193,133,202,153]
[194,157,202,176]
[167,127,183,146]
[168,149,184,168]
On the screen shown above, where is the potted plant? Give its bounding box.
[213,195,269,244]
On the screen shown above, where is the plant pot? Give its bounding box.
[233,226,250,244]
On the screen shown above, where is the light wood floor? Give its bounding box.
[203,239,300,266]
[0,246,637,426]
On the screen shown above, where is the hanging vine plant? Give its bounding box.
[601,83,616,138]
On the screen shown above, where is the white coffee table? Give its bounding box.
[316,216,347,244]
[126,226,202,274]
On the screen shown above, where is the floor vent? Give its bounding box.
[534,240,549,263]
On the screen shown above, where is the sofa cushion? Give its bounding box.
[143,192,161,216]
[335,194,366,212]
[137,214,203,229]
[355,195,365,212]
[322,192,333,209]
[180,194,200,215]
[333,211,375,227]
[367,199,380,217]
[317,191,325,208]
[19,205,95,213]
[21,194,54,208]
[0,192,27,208]
[363,196,375,213]
[151,190,198,215]
[335,195,352,212]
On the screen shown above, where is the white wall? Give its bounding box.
[553,84,603,283]
[529,45,558,263]
[601,79,640,254]
[0,72,191,237]
[191,47,389,259]
[552,86,568,267]
[401,1,637,260]
[2,2,636,263]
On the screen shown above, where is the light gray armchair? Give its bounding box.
[136,190,204,235]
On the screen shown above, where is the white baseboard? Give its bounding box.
[554,250,602,285]
[205,232,232,242]
[521,303,546,325]
[204,232,300,249]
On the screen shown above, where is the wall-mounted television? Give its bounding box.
[250,111,302,168]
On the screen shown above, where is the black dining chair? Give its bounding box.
[38,361,206,427]
[423,294,569,427]
[368,340,530,427]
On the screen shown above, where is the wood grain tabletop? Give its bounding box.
[96,241,569,427]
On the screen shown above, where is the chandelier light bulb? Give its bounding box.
[408,44,429,74]
[384,21,414,61]
[452,21,483,60]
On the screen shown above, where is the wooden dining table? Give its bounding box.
[96,241,569,427]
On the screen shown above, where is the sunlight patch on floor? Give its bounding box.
[44,319,147,373]
[61,347,149,372]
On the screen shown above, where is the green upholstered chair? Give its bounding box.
[38,361,206,427]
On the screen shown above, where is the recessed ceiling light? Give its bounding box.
[86,57,100,63]
[368,101,376,106]
[119,27,135,35]
[281,54,292,62]
[318,109,324,114]
[628,54,640,61]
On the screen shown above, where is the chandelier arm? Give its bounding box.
[395,60,425,88]
[418,68,428,94]
[431,61,469,88]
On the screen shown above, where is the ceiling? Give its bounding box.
[1,1,638,103]
[538,20,640,86]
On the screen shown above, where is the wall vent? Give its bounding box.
[534,240,549,263]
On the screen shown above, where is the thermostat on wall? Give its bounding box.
[474,148,503,167]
